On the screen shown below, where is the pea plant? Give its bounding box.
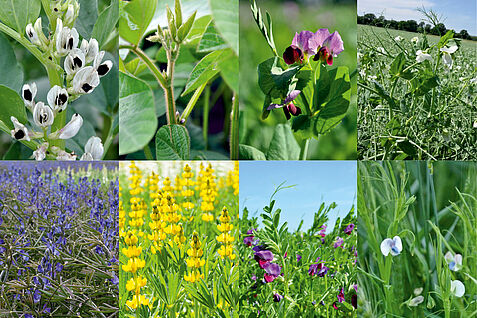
[118,0,239,160]
[0,0,119,160]
[239,0,353,160]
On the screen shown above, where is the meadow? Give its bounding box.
[358,25,476,160]
[239,183,357,317]
[118,161,239,317]
[358,161,477,317]
[0,162,119,317]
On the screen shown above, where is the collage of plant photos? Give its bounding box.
[0,0,476,317]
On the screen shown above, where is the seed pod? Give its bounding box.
[166,5,177,41]
[177,11,196,42]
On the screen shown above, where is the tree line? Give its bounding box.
[358,13,474,40]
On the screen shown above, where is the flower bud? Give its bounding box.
[80,38,99,64]
[81,136,104,160]
[26,23,41,46]
[56,25,79,56]
[22,83,37,109]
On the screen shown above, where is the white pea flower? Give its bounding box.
[72,66,100,94]
[80,38,99,64]
[450,280,465,297]
[409,295,424,306]
[26,23,41,46]
[444,251,462,271]
[56,25,79,56]
[380,236,402,256]
[10,116,30,141]
[440,45,458,70]
[47,86,69,113]
[93,51,113,77]
[32,102,54,127]
[81,136,104,160]
[54,113,83,139]
[414,287,423,296]
[33,142,48,161]
[22,83,37,109]
[416,50,432,63]
[411,37,419,44]
[470,78,477,85]
[377,47,385,54]
[473,120,477,129]
[395,36,403,42]
[65,48,86,76]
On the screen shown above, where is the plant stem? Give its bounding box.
[143,145,154,160]
[230,92,239,160]
[165,46,180,125]
[202,85,210,150]
[179,83,207,123]
[299,139,310,160]
[48,65,66,149]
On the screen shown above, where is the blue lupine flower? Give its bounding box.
[33,289,41,303]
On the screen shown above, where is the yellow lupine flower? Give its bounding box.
[126,294,150,309]
[126,276,147,293]
[122,257,145,273]
[201,213,214,222]
[122,245,142,258]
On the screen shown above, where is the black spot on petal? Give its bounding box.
[59,93,68,104]
[97,64,110,76]
[67,38,74,50]
[73,57,83,68]
[23,89,32,102]
[14,130,25,140]
[82,83,93,93]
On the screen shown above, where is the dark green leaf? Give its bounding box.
[0,0,40,33]
[92,0,119,47]
[210,0,238,54]
[118,0,155,46]
[155,124,190,160]
[239,144,266,160]
[0,85,28,128]
[0,33,23,91]
[182,50,223,96]
[75,0,98,38]
[266,124,300,160]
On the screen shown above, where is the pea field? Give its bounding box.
[358,25,476,160]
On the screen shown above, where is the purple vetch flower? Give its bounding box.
[319,225,327,237]
[314,31,344,65]
[251,274,257,281]
[254,250,274,269]
[334,237,344,248]
[273,293,283,302]
[344,223,355,235]
[263,262,281,283]
[297,254,302,262]
[353,284,357,292]
[312,300,316,305]
[337,288,345,303]
[283,45,304,65]
[243,236,254,246]
[267,90,302,120]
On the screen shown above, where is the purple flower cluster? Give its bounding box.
[0,162,118,316]
[253,247,282,283]
[308,258,329,277]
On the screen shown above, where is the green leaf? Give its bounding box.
[373,80,398,110]
[389,52,413,80]
[0,0,40,33]
[76,0,98,38]
[239,144,266,160]
[266,124,300,160]
[258,57,300,98]
[218,48,238,92]
[0,85,28,129]
[197,22,228,52]
[313,66,351,135]
[291,115,314,139]
[437,30,454,49]
[155,124,190,160]
[397,140,417,157]
[0,33,23,91]
[119,72,157,155]
[177,10,196,42]
[181,49,223,96]
[210,0,238,54]
[411,73,438,96]
[92,0,119,47]
[119,0,156,46]
[313,63,331,112]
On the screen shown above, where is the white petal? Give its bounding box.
[444,251,453,264]
[414,287,423,296]
[84,136,104,160]
[454,254,462,270]
[440,45,458,54]
[409,295,424,306]
[58,114,83,139]
[80,152,94,161]
[380,238,393,256]
[393,236,402,254]
[442,53,453,68]
[451,280,465,297]
[47,85,69,112]
[33,102,54,127]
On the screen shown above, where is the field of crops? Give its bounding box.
[239,183,357,317]
[358,161,477,317]
[118,161,239,317]
[0,162,119,317]
[358,25,476,160]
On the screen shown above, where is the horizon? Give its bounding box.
[358,0,476,35]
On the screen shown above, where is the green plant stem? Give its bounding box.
[48,65,66,149]
[165,46,180,125]
[143,145,153,160]
[203,85,210,150]
[230,92,239,160]
[101,114,114,159]
[179,83,207,123]
[299,139,310,160]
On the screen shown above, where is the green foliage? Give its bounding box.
[0,0,41,33]
[0,85,28,128]
[155,124,190,160]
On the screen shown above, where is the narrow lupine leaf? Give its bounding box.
[0,0,40,33]
[155,124,190,160]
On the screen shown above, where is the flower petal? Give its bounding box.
[380,238,393,256]
[450,280,465,297]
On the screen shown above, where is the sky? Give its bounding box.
[358,0,477,34]
[239,161,356,233]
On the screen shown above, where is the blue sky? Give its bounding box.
[358,0,476,34]
[239,161,356,233]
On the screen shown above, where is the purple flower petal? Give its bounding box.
[324,31,344,56]
[284,90,301,104]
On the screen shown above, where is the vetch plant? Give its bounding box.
[239,0,353,160]
[0,0,119,160]
[119,0,239,160]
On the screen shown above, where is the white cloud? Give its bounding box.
[358,0,436,21]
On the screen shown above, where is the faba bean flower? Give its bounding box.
[380,236,402,256]
[450,280,465,297]
[21,10,112,161]
[444,251,462,271]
